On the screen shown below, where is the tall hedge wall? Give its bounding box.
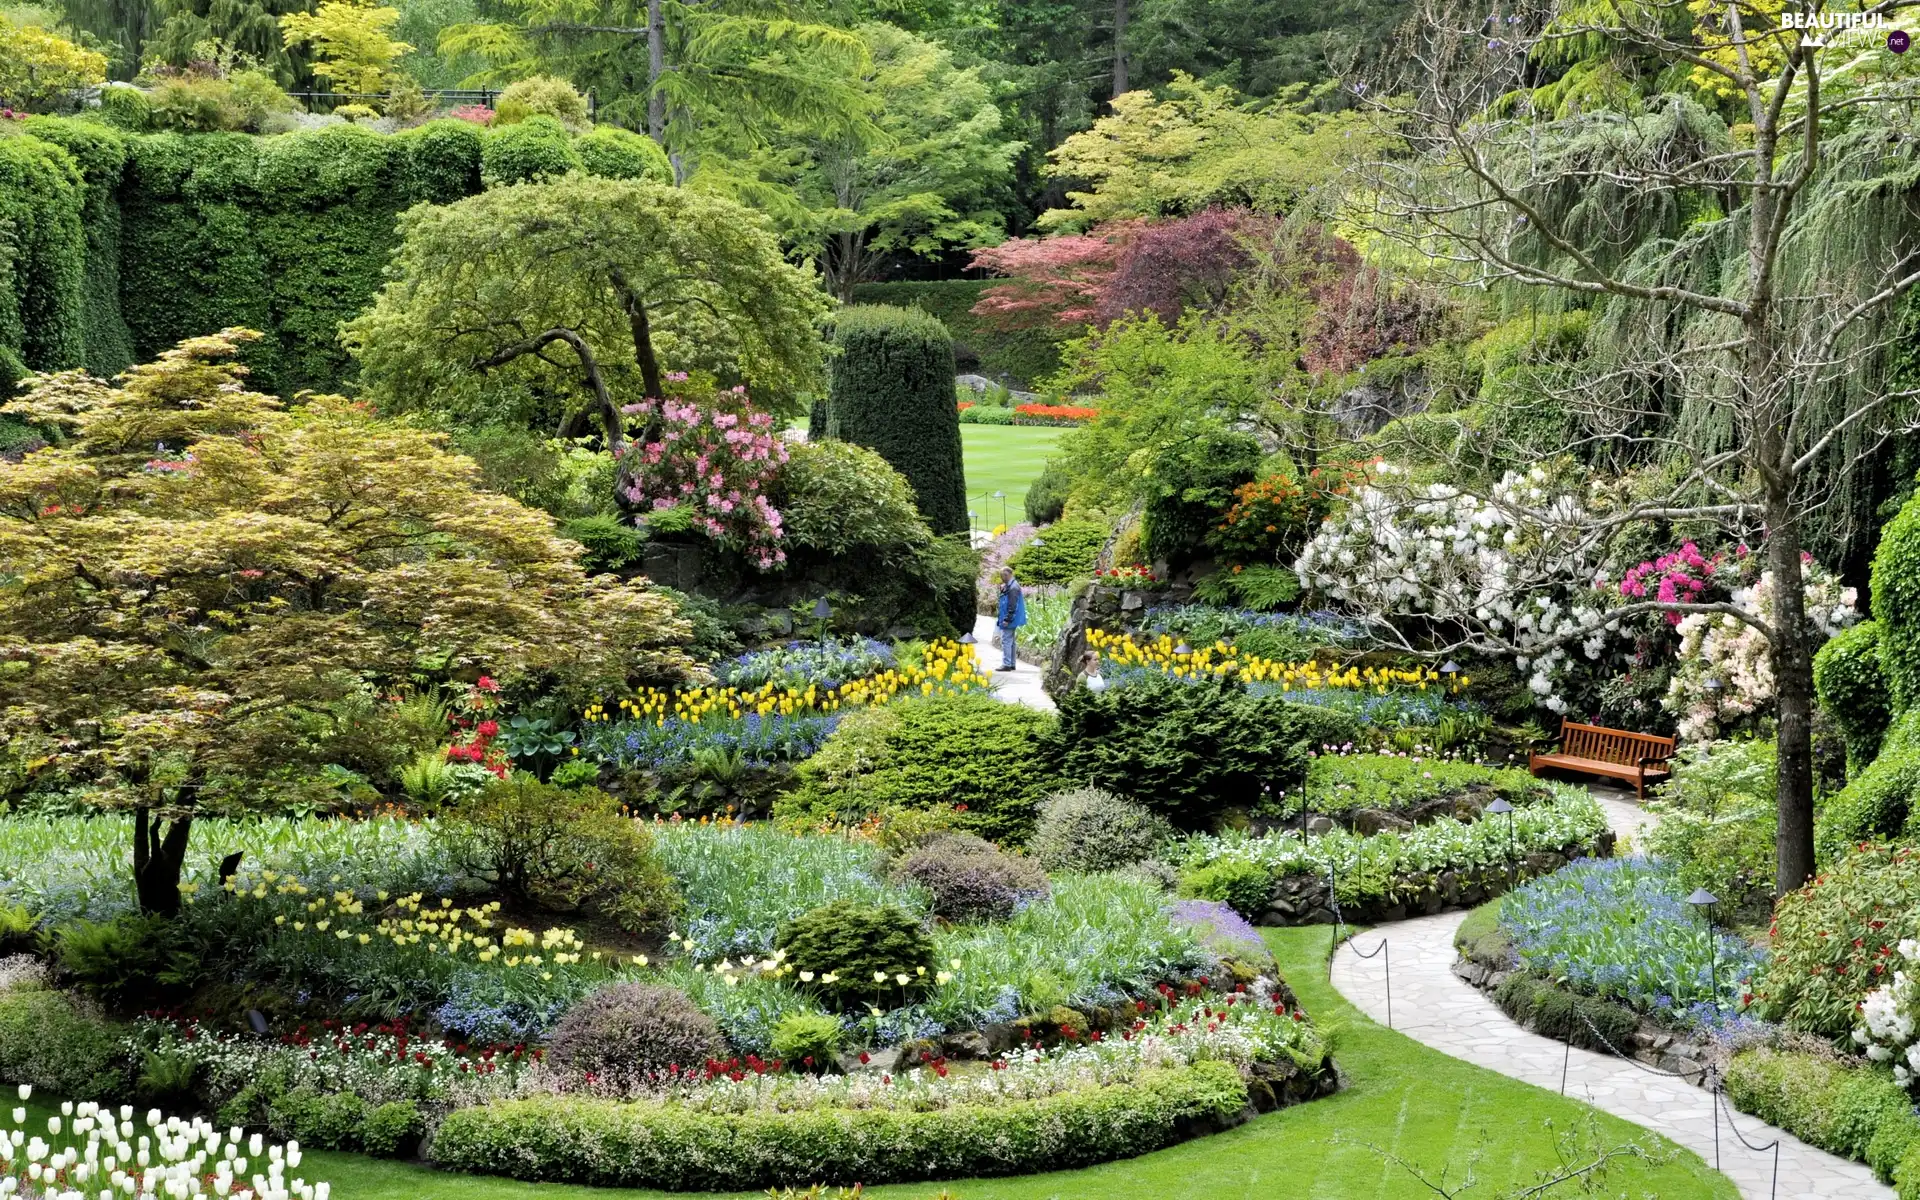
[851,279,1068,389]
[0,115,667,396]
[826,304,968,536]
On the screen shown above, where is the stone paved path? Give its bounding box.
[970,613,1056,712]
[1330,790,1891,1200]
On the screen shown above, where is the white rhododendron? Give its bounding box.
[0,1090,329,1200]
[1856,940,1920,1088]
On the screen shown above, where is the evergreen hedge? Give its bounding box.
[826,304,968,536]
[851,279,1068,388]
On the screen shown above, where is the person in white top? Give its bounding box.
[1081,649,1107,693]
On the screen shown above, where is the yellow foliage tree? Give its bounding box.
[279,0,412,95]
[0,16,108,111]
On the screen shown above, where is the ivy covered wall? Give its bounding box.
[0,116,666,396]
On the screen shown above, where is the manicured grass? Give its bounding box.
[960,425,1062,530]
[11,926,1725,1200]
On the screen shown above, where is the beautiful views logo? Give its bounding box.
[1779,7,1905,49]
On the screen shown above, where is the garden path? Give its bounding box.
[1329,791,1892,1200]
[970,613,1057,712]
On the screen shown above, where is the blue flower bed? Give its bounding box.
[715,637,895,691]
[580,712,841,770]
[1499,856,1766,1027]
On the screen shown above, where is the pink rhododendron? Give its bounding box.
[621,380,789,569]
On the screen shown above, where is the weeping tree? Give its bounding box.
[1347,0,1920,895]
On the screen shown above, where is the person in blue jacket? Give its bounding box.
[995,566,1027,672]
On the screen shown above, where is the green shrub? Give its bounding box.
[55,913,172,1005]
[775,439,933,557]
[893,833,1049,922]
[0,130,87,386]
[545,983,726,1090]
[1490,975,1637,1051]
[269,1087,369,1150]
[0,903,35,955]
[1755,843,1920,1037]
[957,402,1013,424]
[1028,787,1174,873]
[1875,489,1920,712]
[774,900,935,1011]
[1009,517,1107,584]
[1818,709,1920,862]
[1141,429,1262,566]
[98,85,152,130]
[561,512,646,572]
[1178,858,1272,919]
[1725,1047,1920,1181]
[428,1060,1247,1188]
[135,1047,197,1105]
[1644,739,1779,916]
[362,1100,427,1158]
[480,115,582,186]
[1816,620,1892,772]
[851,279,1067,388]
[1051,674,1359,830]
[493,76,591,131]
[778,694,1058,843]
[0,988,130,1099]
[1025,460,1071,525]
[573,126,672,182]
[438,778,682,932]
[769,1011,843,1071]
[826,305,967,536]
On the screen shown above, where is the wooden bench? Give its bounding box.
[1528,720,1675,799]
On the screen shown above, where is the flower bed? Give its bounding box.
[1281,751,1545,826]
[1011,403,1098,426]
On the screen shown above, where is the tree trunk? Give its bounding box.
[132,805,193,916]
[1111,0,1129,98]
[1767,500,1818,895]
[646,0,666,144]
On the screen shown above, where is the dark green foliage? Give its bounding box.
[574,127,672,183]
[893,832,1049,922]
[0,131,88,386]
[98,88,153,131]
[1050,674,1359,829]
[1178,857,1271,918]
[1875,488,1920,712]
[1818,619,1893,772]
[362,1101,427,1158]
[1028,787,1174,873]
[1142,429,1263,566]
[480,115,582,187]
[0,988,130,1100]
[1725,1047,1920,1183]
[269,1087,370,1150]
[22,118,133,377]
[545,983,726,1088]
[1009,516,1107,583]
[851,280,1067,388]
[1816,708,1920,861]
[1025,459,1071,524]
[779,693,1059,842]
[55,913,173,1006]
[775,899,935,1010]
[562,513,647,573]
[913,533,983,635]
[827,305,968,536]
[1491,974,1638,1051]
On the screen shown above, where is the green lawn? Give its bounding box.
[36,926,1724,1200]
[960,425,1062,531]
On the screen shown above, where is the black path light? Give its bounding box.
[1688,887,1722,1013]
[813,595,831,643]
[1487,796,1517,891]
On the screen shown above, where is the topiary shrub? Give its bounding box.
[1815,708,1920,862]
[826,305,966,535]
[574,126,672,183]
[546,983,726,1089]
[768,1011,843,1072]
[1050,673,1358,830]
[774,900,935,1011]
[493,76,592,131]
[480,115,583,186]
[1008,517,1108,584]
[776,693,1058,843]
[893,833,1049,922]
[268,1087,369,1149]
[1875,489,1920,713]
[1028,787,1173,873]
[1817,619,1893,773]
[1177,858,1271,919]
[1025,460,1070,525]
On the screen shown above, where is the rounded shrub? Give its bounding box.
[768,1011,843,1072]
[1816,619,1892,772]
[774,900,935,1011]
[1756,842,1920,1036]
[1009,517,1108,584]
[1028,787,1173,873]
[575,126,672,183]
[361,1100,427,1158]
[774,439,933,557]
[826,305,966,535]
[1874,490,1920,712]
[480,115,583,187]
[894,833,1049,922]
[546,983,726,1089]
[1177,858,1272,919]
[493,76,591,131]
[1025,460,1070,525]
[1815,708,1920,861]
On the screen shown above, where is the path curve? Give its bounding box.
[970,613,1056,711]
[1329,793,1891,1200]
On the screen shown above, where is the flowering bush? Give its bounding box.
[1854,940,1920,1087]
[621,377,789,570]
[1754,843,1920,1038]
[1011,403,1099,425]
[0,1093,332,1200]
[1619,542,1723,622]
[448,104,493,124]
[1498,857,1764,1027]
[1093,563,1167,588]
[1209,463,1368,566]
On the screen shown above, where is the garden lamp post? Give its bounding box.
[992,489,1007,528]
[1688,887,1721,1014]
[1487,797,1516,892]
[813,596,831,644]
[1440,660,1460,694]
[968,508,978,535]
